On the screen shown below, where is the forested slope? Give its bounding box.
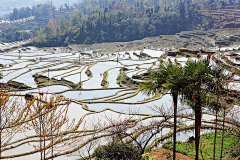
[33,0,204,46]
[1,0,240,46]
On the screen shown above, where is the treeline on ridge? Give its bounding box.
[0,2,74,43]
[1,0,240,46]
[34,0,205,46]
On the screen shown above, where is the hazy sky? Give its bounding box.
[0,0,80,8]
[0,0,80,16]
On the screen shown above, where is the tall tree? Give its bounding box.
[139,61,187,160]
[183,60,212,160]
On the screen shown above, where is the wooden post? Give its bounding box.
[48,68,50,81]
[79,53,81,64]
[80,71,82,90]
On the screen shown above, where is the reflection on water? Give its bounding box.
[0,45,231,159]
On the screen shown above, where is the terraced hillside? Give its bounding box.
[0,39,239,159]
[203,5,240,29]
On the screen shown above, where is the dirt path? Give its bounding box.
[149,148,194,160]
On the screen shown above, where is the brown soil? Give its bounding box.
[225,156,240,160]
[149,148,194,160]
[149,148,240,160]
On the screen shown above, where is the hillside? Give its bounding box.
[2,0,240,46]
[203,5,240,29]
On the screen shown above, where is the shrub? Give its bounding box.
[162,140,173,150]
[94,142,141,160]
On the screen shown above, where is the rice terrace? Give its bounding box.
[0,28,239,159]
[1,0,240,159]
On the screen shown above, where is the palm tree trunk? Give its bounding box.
[0,132,1,160]
[195,95,201,160]
[0,131,1,160]
[173,92,178,160]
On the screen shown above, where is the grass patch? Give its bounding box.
[85,69,92,77]
[4,81,32,90]
[33,74,77,89]
[101,71,109,88]
[162,131,240,159]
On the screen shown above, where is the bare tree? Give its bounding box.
[0,85,32,158]
[88,105,175,159]
[29,93,70,160]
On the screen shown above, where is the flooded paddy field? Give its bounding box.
[0,39,239,159]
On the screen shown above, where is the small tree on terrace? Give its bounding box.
[208,64,229,160]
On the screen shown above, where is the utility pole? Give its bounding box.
[79,52,82,90]
[51,111,53,160]
[79,71,82,90]
[79,52,81,64]
[48,68,50,81]
[117,52,119,62]
[18,49,21,59]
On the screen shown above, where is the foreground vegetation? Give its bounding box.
[163,131,240,159]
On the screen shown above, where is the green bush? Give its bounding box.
[162,140,173,150]
[94,142,141,160]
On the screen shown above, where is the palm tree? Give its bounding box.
[140,61,187,160]
[183,60,212,160]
